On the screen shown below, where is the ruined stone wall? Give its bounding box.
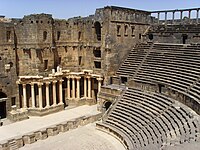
[13,14,54,76]
[11,6,152,82]
[148,23,200,44]
[0,21,18,112]
[13,13,104,75]
[100,6,151,83]
[53,18,101,72]
[0,6,155,116]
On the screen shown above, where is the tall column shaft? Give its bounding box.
[188,10,191,20]
[46,82,50,107]
[67,77,71,99]
[197,9,199,23]
[52,81,57,105]
[31,83,35,108]
[72,77,75,99]
[38,83,43,109]
[97,78,103,93]
[76,77,81,99]
[165,12,167,24]
[84,77,87,97]
[59,79,63,104]
[172,12,175,23]
[180,11,183,21]
[22,84,27,108]
[88,77,91,98]
[157,13,160,24]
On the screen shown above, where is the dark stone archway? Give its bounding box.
[94,21,101,41]
[104,101,112,110]
[0,92,7,119]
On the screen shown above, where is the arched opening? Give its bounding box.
[148,33,153,40]
[78,31,81,41]
[94,22,101,41]
[43,31,47,41]
[104,101,112,110]
[0,92,7,119]
[182,34,188,44]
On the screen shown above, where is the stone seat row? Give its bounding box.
[100,88,199,149]
[116,42,200,111]
[141,62,200,78]
[135,70,200,105]
[117,46,200,78]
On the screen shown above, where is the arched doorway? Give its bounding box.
[0,92,7,119]
[182,34,188,44]
[94,22,101,41]
[104,101,112,111]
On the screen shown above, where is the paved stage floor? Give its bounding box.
[0,105,100,142]
[20,123,126,150]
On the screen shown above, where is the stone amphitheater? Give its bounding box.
[0,5,200,150]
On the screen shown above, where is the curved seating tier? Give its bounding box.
[117,43,200,112]
[98,88,200,150]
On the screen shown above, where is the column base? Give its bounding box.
[7,109,29,122]
[22,107,28,111]
[28,104,64,116]
[58,102,64,105]
[45,105,50,108]
[66,97,96,107]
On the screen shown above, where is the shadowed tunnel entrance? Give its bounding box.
[0,92,7,119]
[104,101,112,111]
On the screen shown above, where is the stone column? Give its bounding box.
[59,79,64,104]
[22,84,27,108]
[97,77,103,93]
[76,77,81,99]
[188,10,191,20]
[72,77,75,99]
[38,82,43,109]
[45,82,50,107]
[67,77,71,99]
[180,11,183,21]
[84,77,87,97]
[31,83,35,108]
[52,80,57,105]
[157,12,160,24]
[87,77,91,98]
[197,9,199,23]
[165,12,167,24]
[172,11,175,23]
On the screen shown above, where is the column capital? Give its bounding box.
[45,81,51,85]
[52,80,57,84]
[97,77,103,81]
[86,75,91,79]
[59,79,64,82]
[71,75,75,79]
[22,84,26,87]
[30,82,35,86]
[76,76,81,80]
[37,82,43,87]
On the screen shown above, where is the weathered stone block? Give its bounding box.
[41,129,48,140]
[22,133,36,144]
[34,131,42,141]
[47,126,58,136]
[0,141,8,150]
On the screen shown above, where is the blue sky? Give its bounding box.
[1,0,200,19]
